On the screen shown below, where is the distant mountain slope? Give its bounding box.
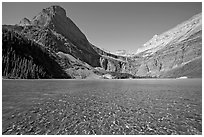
[114,50,134,57]
[136,13,201,55]
[127,13,202,78]
[2,27,71,79]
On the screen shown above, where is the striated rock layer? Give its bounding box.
[136,13,202,55]
[129,13,202,78]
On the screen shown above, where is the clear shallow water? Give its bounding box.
[2,79,202,135]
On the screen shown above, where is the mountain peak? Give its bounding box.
[44,5,66,17]
[27,5,93,55]
[136,12,202,54]
[19,17,31,26]
[31,5,67,27]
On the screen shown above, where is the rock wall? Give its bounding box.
[127,30,202,78]
[136,13,202,54]
[99,57,126,72]
[19,5,101,67]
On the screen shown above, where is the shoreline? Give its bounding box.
[2,78,202,81]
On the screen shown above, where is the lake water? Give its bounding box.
[2,79,202,135]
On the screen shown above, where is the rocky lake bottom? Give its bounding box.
[2,79,202,135]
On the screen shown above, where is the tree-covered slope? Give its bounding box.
[2,27,71,79]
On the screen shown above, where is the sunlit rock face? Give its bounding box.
[31,5,90,49]
[129,13,202,78]
[17,5,101,67]
[136,13,202,55]
[98,13,202,78]
[19,18,31,26]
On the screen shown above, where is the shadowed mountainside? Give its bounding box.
[2,27,71,79]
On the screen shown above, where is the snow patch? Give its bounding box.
[176,76,188,79]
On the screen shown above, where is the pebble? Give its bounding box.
[2,90,202,135]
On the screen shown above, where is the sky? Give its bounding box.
[2,2,202,53]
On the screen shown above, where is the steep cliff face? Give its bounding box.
[91,44,129,73]
[2,27,71,79]
[20,5,127,74]
[129,13,202,78]
[18,5,101,67]
[99,56,126,72]
[31,6,93,51]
